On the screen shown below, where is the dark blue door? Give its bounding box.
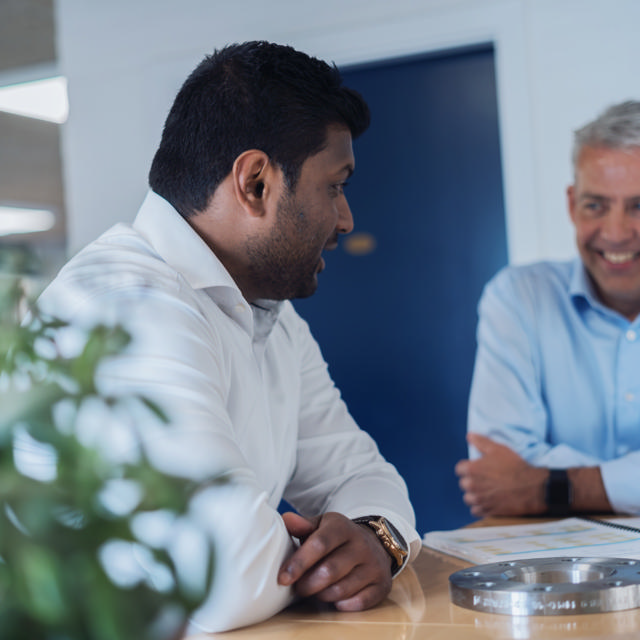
[294,45,508,534]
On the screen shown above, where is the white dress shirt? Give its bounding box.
[37,190,420,633]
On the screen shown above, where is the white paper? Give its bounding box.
[422,517,640,564]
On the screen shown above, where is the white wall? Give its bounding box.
[54,0,640,264]
[525,0,640,261]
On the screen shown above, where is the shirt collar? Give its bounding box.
[133,190,238,292]
[569,257,597,305]
[569,256,637,325]
[133,190,284,334]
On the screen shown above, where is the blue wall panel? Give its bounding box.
[293,46,508,534]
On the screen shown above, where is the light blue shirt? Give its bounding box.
[468,258,640,514]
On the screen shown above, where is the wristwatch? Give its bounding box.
[353,515,408,575]
[545,469,573,515]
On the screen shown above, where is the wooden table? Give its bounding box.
[192,518,640,639]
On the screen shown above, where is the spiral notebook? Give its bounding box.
[422,517,640,564]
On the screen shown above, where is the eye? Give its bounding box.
[627,200,640,215]
[330,181,349,197]
[581,200,606,217]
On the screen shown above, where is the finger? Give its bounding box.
[454,459,469,476]
[293,526,390,598]
[456,459,488,483]
[313,567,369,603]
[281,511,317,539]
[467,432,502,455]
[278,522,343,586]
[462,491,478,506]
[334,580,391,612]
[292,545,354,597]
[470,504,488,517]
[312,562,389,605]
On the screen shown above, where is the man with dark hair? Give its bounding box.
[38,41,419,633]
[149,41,370,218]
[456,100,640,519]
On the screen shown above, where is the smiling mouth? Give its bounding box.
[600,251,640,264]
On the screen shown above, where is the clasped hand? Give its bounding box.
[455,433,548,517]
[278,511,393,611]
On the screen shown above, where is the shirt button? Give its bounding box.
[625,392,635,402]
[626,329,637,342]
[235,303,246,313]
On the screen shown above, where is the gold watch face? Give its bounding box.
[371,518,408,567]
[354,515,408,572]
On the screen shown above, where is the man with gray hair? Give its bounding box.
[455,100,640,518]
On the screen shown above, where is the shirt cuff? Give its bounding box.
[600,456,640,514]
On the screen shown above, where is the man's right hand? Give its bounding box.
[456,433,614,516]
[278,511,393,611]
[455,433,549,517]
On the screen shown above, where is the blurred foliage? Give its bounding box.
[0,248,215,640]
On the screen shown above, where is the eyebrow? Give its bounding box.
[579,193,610,201]
[342,165,355,180]
[579,193,640,202]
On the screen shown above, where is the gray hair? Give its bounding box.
[572,100,640,170]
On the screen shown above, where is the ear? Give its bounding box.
[567,184,577,224]
[232,149,279,217]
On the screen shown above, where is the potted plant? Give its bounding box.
[0,249,215,640]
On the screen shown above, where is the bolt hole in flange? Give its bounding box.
[449,557,640,615]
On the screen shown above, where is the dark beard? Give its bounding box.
[245,194,321,300]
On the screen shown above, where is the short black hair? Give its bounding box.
[148,41,370,218]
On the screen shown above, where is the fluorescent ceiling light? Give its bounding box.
[0,206,56,236]
[0,76,68,124]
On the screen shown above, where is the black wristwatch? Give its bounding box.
[545,469,573,515]
[353,515,408,575]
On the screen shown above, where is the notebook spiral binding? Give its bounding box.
[580,516,640,535]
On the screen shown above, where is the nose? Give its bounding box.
[337,198,354,235]
[601,207,633,243]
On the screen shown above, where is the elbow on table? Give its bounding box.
[182,484,297,634]
[184,567,294,634]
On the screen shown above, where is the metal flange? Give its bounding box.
[449,557,640,616]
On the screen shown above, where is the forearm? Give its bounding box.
[293,357,419,561]
[183,483,297,634]
[516,466,612,515]
[568,466,612,513]
[288,454,420,564]
[531,466,612,514]
[457,435,614,517]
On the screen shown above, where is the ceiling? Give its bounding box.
[0,0,65,271]
[0,0,56,72]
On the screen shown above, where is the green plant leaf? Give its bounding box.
[0,264,218,640]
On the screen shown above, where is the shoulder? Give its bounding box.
[483,260,573,305]
[38,224,184,322]
[477,260,575,332]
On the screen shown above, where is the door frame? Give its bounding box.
[293,1,537,265]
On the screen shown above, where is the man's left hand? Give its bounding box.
[278,511,393,611]
[455,433,548,517]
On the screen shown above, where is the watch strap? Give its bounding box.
[545,469,572,516]
[353,515,408,575]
